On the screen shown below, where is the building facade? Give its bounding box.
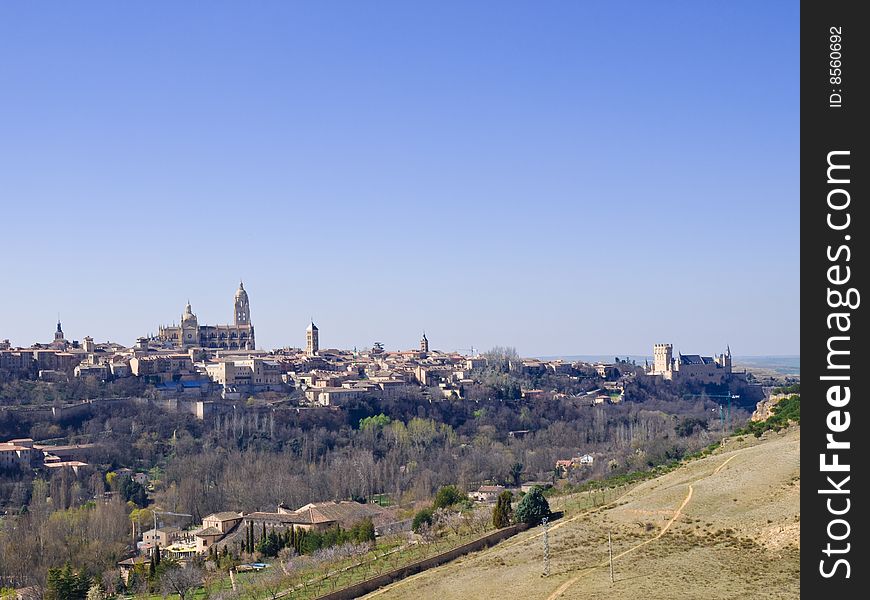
[647,343,732,384]
[156,283,255,350]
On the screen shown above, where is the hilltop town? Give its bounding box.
[1,283,767,410]
[0,284,793,596]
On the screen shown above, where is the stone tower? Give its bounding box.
[234,281,250,326]
[306,321,319,357]
[181,301,199,347]
[420,332,429,353]
[653,343,673,375]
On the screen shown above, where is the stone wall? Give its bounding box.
[312,523,529,600]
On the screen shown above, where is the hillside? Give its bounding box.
[362,427,800,600]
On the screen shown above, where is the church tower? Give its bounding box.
[420,332,429,353]
[306,321,319,357]
[234,281,250,326]
[52,319,67,349]
[180,301,199,348]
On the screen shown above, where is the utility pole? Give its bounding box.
[608,530,614,584]
[542,516,550,577]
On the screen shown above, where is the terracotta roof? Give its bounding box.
[295,501,387,528]
[204,511,243,521]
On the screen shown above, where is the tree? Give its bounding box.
[117,476,147,507]
[492,491,513,528]
[412,507,434,533]
[85,583,105,600]
[159,564,202,600]
[514,486,550,525]
[433,485,464,510]
[509,463,524,487]
[45,564,90,600]
[255,531,282,557]
[349,518,376,543]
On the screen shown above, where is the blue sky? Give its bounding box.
[0,1,798,356]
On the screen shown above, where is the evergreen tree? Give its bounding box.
[492,490,514,528]
[433,485,464,509]
[45,564,90,600]
[515,486,551,525]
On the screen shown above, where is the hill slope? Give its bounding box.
[363,428,800,600]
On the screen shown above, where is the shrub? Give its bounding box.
[412,507,434,533]
[433,485,465,509]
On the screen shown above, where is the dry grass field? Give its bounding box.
[361,427,800,600]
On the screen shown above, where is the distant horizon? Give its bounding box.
[1,313,797,361]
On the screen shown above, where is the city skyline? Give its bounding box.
[0,1,799,356]
[3,282,796,358]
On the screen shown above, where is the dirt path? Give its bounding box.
[367,447,747,600]
[544,449,741,600]
[366,487,638,599]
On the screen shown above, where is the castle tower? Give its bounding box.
[724,344,732,372]
[420,332,429,353]
[306,321,319,357]
[234,281,250,326]
[652,343,673,375]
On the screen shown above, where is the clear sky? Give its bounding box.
[0,1,799,357]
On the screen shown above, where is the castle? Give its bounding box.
[156,282,255,350]
[646,343,732,384]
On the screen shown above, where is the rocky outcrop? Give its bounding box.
[752,393,792,422]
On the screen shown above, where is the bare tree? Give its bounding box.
[160,564,203,600]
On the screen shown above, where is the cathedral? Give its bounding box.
[156,283,255,350]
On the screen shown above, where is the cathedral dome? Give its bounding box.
[235,281,248,300]
[182,302,197,325]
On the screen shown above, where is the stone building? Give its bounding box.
[646,343,733,384]
[156,283,255,350]
[306,321,319,356]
